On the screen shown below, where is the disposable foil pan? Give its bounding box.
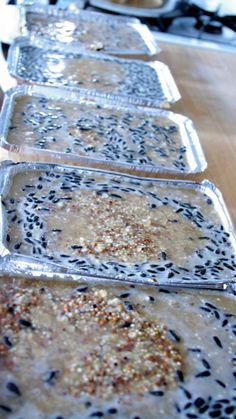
[19,5,160,59]
[7,37,180,108]
[0,272,236,418]
[0,85,206,175]
[0,161,235,284]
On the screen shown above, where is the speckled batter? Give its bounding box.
[24,9,153,55]
[7,95,191,172]
[3,166,236,282]
[0,277,235,418]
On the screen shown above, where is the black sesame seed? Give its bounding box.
[165,263,173,268]
[175,403,181,413]
[218,399,230,404]
[202,359,211,369]
[107,408,118,414]
[212,403,222,409]
[194,397,205,408]
[195,370,211,378]
[14,242,22,250]
[77,286,88,293]
[119,321,132,328]
[3,336,12,347]
[160,251,167,260]
[44,370,59,384]
[6,382,21,396]
[215,379,226,388]
[124,301,133,311]
[24,237,34,244]
[110,193,122,199]
[168,329,181,342]
[159,288,171,294]
[156,267,165,272]
[214,310,220,320]
[177,370,184,382]
[7,306,14,315]
[149,390,164,396]
[180,386,192,399]
[19,318,33,328]
[90,412,104,417]
[119,292,130,298]
[200,306,211,313]
[225,406,235,414]
[199,405,209,414]
[209,410,221,418]
[213,336,223,348]
[0,404,12,413]
[223,262,235,271]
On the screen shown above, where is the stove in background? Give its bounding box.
[58,0,236,51]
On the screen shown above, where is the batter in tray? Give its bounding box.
[3,167,236,281]
[8,95,188,172]
[16,46,166,103]
[0,277,235,418]
[25,10,151,53]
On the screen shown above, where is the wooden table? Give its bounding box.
[157,42,236,227]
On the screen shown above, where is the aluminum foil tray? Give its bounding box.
[0,85,206,175]
[0,272,236,418]
[7,37,180,108]
[19,6,160,59]
[0,161,235,284]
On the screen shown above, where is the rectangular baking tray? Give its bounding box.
[0,264,235,293]
[19,5,160,59]
[0,85,206,175]
[0,272,235,419]
[0,161,235,284]
[7,37,180,108]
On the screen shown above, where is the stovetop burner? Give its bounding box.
[154,1,236,45]
[77,0,236,48]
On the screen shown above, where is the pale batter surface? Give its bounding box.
[16,47,166,103]
[7,95,189,172]
[4,168,236,282]
[0,277,235,418]
[26,11,151,53]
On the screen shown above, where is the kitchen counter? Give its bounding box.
[158,41,236,226]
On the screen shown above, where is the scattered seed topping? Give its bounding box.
[25,10,151,53]
[7,95,189,172]
[4,168,236,282]
[0,282,182,400]
[0,279,236,418]
[16,46,167,104]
